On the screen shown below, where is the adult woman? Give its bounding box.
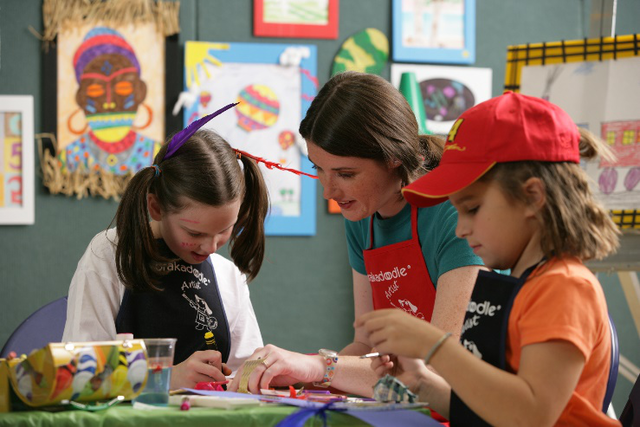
[229,71,484,397]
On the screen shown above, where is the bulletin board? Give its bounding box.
[504,34,640,230]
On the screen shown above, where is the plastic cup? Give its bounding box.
[133,338,177,406]
[398,71,431,135]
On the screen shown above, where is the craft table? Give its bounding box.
[0,402,437,427]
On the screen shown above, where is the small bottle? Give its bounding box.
[204,331,217,351]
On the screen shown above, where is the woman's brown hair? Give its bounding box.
[299,71,444,186]
[114,129,269,291]
[482,127,620,261]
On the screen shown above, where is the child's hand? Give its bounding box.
[371,354,431,396]
[170,350,229,390]
[355,308,439,359]
[370,353,395,377]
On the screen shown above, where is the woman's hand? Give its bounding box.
[228,344,324,394]
[170,350,231,390]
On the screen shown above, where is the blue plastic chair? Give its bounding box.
[603,314,620,413]
[620,373,640,427]
[0,296,68,358]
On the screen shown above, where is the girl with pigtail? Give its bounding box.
[63,104,271,389]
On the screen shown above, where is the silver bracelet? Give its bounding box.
[424,332,452,365]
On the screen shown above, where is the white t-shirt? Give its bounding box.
[62,228,263,373]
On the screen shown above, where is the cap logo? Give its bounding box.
[444,118,466,152]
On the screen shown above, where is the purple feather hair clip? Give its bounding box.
[163,102,239,160]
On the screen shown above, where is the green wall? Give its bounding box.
[0,0,639,413]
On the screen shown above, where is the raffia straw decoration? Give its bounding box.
[42,0,180,47]
[36,134,133,201]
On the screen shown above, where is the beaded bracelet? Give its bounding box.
[424,332,452,365]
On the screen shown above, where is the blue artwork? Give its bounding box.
[183,41,318,236]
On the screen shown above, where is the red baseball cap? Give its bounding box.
[402,91,581,207]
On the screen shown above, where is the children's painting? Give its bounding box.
[183,41,317,236]
[520,55,640,210]
[392,0,475,64]
[400,0,464,49]
[0,96,34,225]
[57,23,164,177]
[330,28,389,77]
[1,112,23,210]
[254,0,339,39]
[390,63,492,135]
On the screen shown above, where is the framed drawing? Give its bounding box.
[392,0,476,64]
[254,0,339,39]
[0,95,34,225]
[390,63,492,135]
[183,41,318,236]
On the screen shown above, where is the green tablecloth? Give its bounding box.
[0,402,432,427]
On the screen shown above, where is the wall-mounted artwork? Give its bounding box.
[57,24,165,176]
[0,96,34,225]
[38,0,179,200]
[392,0,476,64]
[183,41,318,236]
[330,28,388,77]
[390,63,491,135]
[254,0,339,39]
[505,35,640,229]
[522,57,640,209]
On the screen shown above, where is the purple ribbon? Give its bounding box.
[275,402,337,427]
[184,389,442,427]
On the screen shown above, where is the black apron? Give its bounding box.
[449,263,540,426]
[115,242,231,365]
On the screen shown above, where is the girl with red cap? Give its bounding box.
[357,92,621,426]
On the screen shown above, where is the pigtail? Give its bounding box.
[228,155,269,282]
[114,166,169,291]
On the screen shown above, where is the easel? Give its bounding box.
[589,0,617,39]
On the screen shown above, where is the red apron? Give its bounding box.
[363,205,437,321]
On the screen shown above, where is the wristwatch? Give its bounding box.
[314,348,339,388]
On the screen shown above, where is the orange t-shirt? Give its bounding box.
[506,257,620,426]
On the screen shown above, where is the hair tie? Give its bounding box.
[232,148,317,179]
[151,164,161,177]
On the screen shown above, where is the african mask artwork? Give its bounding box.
[60,27,160,176]
[40,0,179,199]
